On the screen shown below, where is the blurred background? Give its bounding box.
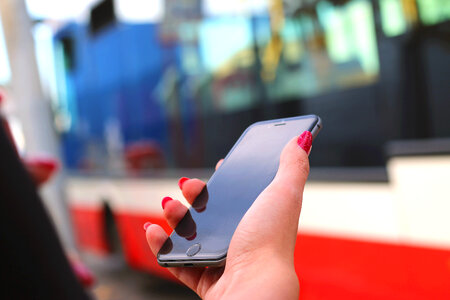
[0,0,449,299]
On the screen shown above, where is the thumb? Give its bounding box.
[262,131,312,254]
[273,130,311,196]
[232,131,312,258]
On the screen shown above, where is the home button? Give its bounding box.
[186,243,201,257]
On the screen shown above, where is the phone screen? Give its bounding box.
[158,116,320,264]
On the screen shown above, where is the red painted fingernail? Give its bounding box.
[161,196,173,209]
[178,177,189,189]
[186,232,197,241]
[297,131,312,154]
[143,222,152,231]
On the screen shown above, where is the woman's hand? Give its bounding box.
[145,131,313,299]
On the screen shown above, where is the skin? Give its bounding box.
[145,136,310,299]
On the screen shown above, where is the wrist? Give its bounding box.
[213,258,298,300]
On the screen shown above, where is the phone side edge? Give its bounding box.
[157,254,227,268]
[310,116,322,140]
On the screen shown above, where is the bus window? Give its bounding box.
[265,0,380,101]
[380,0,408,36]
[417,0,450,25]
[318,0,379,76]
[53,0,450,171]
[198,17,257,112]
[380,0,450,37]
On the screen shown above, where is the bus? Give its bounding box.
[51,0,450,298]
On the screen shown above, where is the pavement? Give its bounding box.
[82,253,200,300]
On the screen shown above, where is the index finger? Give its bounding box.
[215,159,224,170]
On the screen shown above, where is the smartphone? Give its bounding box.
[157,115,322,267]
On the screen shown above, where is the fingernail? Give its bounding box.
[178,177,189,189]
[196,206,206,213]
[161,196,173,209]
[186,232,197,241]
[297,131,312,154]
[143,222,152,231]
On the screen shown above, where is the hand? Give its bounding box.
[145,131,313,299]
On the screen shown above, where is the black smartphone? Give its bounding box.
[157,115,322,267]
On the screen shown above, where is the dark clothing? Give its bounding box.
[0,122,89,299]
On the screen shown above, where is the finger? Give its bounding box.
[274,131,311,191]
[215,159,224,170]
[145,223,169,256]
[178,178,206,205]
[162,197,197,239]
[162,197,188,229]
[262,132,311,244]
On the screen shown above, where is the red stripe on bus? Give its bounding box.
[71,207,110,255]
[71,207,450,299]
[295,234,450,299]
